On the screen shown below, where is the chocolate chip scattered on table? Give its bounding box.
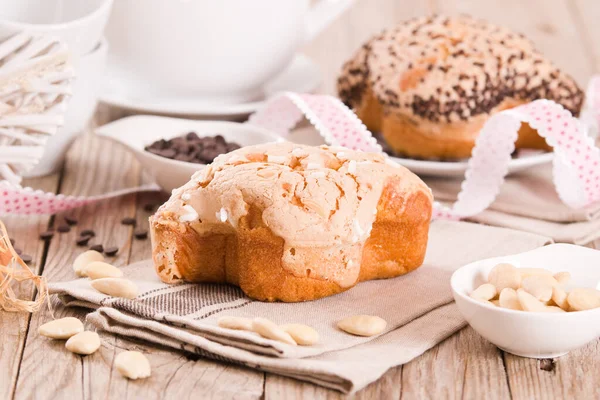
[39,231,54,240]
[90,244,104,253]
[64,216,78,226]
[145,132,241,164]
[134,230,148,240]
[57,225,71,233]
[104,246,119,256]
[121,217,137,226]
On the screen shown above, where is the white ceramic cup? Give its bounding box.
[0,0,113,56]
[105,0,354,104]
[23,39,108,177]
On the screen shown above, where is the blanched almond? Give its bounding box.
[517,289,547,312]
[518,268,553,280]
[470,283,497,301]
[252,318,296,345]
[73,250,104,277]
[498,288,522,311]
[38,317,84,339]
[551,286,569,310]
[115,351,151,380]
[567,288,600,311]
[521,276,553,302]
[488,263,521,291]
[281,324,319,346]
[544,306,566,313]
[91,278,138,299]
[553,271,571,285]
[85,261,123,280]
[337,315,387,337]
[65,331,101,355]
[217,316,253,331]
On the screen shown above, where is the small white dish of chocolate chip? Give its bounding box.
[95,115,284,192]
[451,243,600,359]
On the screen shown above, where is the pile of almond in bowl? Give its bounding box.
[470,263,600,312]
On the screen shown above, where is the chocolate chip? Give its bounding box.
[90,244,103,253]
[80,229,95,238]
[104,246,119,256]
[144,132,241,164]
[9,238,15,246]
[226,143,241,152]
[539,359,555,372]
[14,248,22,255]
[186,131,200,141]
[39,231,54,240]
[134,230,148,240]
[21,254,32,263]
[57,225,71,233]
[64,216,78,226]
[143,204,155,212]
[76,236,91,246]
[121,217,137,226]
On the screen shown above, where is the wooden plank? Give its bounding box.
[0,175,60,400]
[435,0,594,86]
[13,132,141,399]
[571,0,600,72]
[401,327,510,400]
[504,340,600,400]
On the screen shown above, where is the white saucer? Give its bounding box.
[99,54,321,119]
[390,150,554,178]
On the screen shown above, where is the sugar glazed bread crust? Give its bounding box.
[337,15,584,160]
[150,143,433,302]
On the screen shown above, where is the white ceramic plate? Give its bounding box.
[99,54,321,119]
[390,151,554,178]
[451,244,600,359]
[95,115,285,192]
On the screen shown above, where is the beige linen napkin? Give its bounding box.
[426,165,600,244]
[49,220,550,393]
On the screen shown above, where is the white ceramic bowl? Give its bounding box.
[0,0,113,56]
[24,39,108,177]
[95,116,285,192]
[451,243,600,359]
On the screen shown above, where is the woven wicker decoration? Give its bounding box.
[0,33,74,184]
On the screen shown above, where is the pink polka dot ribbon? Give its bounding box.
[248,85,600,220]
[0,182,160,215]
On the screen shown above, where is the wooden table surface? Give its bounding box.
[3,0,600,398]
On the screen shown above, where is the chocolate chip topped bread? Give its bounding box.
[150,142,433,302]
[337,15,584,160]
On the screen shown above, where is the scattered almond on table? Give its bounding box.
[65,331,101,355]
[217,316,253,331]
[252,317,297,346]
[85,261,124,280]
[217,316,321,346]
[115,351,152,380]
[337,315,387,337]
[281,324,320,346]
[470,263,600,312]
[38,317,84,339]
[73,250,105,277]
[91,278,139,299]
